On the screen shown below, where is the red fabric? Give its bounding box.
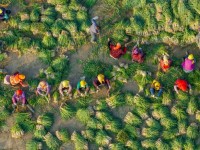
[160,59,172,72]
[175,79,188,91]
[109,44,127,59]
[132,53,144,63]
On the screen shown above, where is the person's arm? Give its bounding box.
[174,85,179,94]
[77,82,81,94]
[68,84,72,94]
[105,78,111,89]
[93,78,99,89]
[12,94,17,105]
[21,93,26,106]
[59,83,64,96]
[36,86,43,96]
[46,84,51,95]
[121,47,127,54]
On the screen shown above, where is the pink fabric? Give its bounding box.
[12,92,26,104]
[182,58,195,71]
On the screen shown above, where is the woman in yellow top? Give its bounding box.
[58,80,72,99]
[150,80,163,97]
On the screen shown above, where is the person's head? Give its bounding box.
[97,74,105,84]
[113,43,121,50]
[62,80,69,87]
[18,74,25,81]
[188,54,194,60]
[39,81,47,89]
[0,9,3,14]
[153,80,161,89]
[16,89,23,96]
[80,80,87,88]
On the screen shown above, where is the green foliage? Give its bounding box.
[34,125,47,140]
[37,113,54,130]
[124,112,142,126]
[76,108,91,124]
[56,129,70,143]
[116,130,129,144]
[81,129,95,141]
[106,94,125,108]
[26,139,42,150]
[71,131,88,150]
[160,117,177,129]
[186,123,198,139]
[11,123,24,138]
[44,132,60,150]
[60,103,75,120]
[95,130,111,146]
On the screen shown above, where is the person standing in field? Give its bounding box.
[89,16,99,43]
[174,79,192,94]
[181,53,195,73]
[58,80,72,99]
[159,54,172,72]
[36,81,51,100]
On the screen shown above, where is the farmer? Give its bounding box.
[159,55,172,72]
[174,79,192,94]
[196,27,200,49]
[0,7,11,21]
[150,80,163,97]
[36,81,51,99]
[58,80,72,99]
[132,45,145,63]
[108,38,127,59]
[182,53,195,73]
[4,72,28,87]
[93,74,111,95]
[89,16,99,43]
[76,80,90,96]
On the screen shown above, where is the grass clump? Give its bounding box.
[44,132,60,150]
[55,129,70,143]
[37,113,54,130]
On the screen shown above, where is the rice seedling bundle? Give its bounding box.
[160,117,177,130]
[162,129,177,140]
[55,129,70,143]
[30,8,40,22]
[124,112,142,126]
[26,139,42,150]
[20,11,30,21]
[187,98,198,115]
[18,21,31,31]
[65,22,78,36]
[8,17,20,28]
[83,0,97,8]
[42,32,57,49]
[109,143,125,150]
[58,30,70,46]
[44,132,60,150]
[86,118,103,130]
[96,111,113,124]
[178,121,187,135]
[31,23,47,35]
[0,0,12,5]
[95,130,112,146]
[41,7,57,18]
[76,108,91,125]
[145,117,161,129]
[47,0,68,5]
[195,110,200,122]
[106,94,125,108]
[134,106,149,119]
[162,91,173,106]
[184,139,195,150]
[34,124,47,140]
[141,127,160,138]
[152,106,170,120]
[155,138,170,150]
[124,124,140,138]
[171,106,187,120]
[133,94,150,110]
[116,130,128,144]
[81,129,95,141]
[37,113,53,130]
[94,100,108,111]
[0,107,9,121]
[186,123,198,139]
[51,56,68,72]
[11,123,24,138]
[69,0,82,11]
[104,119,121,133]
[141,139,156,149]
[125,92,134,106]
[170,137,183,150]
[40,15,55,26]
[76,11,88,22]
[126,140,140,150]
[55,5,68,13]
[60,103,75,120]
[71,131,88,150]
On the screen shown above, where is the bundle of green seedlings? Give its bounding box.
[111,63,129,83]
[59,103,76,120]
[26,139,43,150]
[105,93,125,108]
[55,128,70,143]
[37,113,54,130]
[71,131,88,150]
[44,132,60,150]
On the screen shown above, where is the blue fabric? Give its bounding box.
[150,88,163,97]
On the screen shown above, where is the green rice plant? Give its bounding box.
[171,106,187,120]
[141,127,160,139]
[82,0,97,8]
[109,143,125,150]
[124,112,142,126]
[162,90,173,106]
[71,131,88,150]
[62,10,76,20]
[30,6,40,22]
[44,132,60,150]
[58,30,70,46]
[125,92,134,106]
[47,0,68,5]
[26,139,42,150]
[86,118,103,130]
[94,99,108,111]
[96,111,113,124]
[51,56,69,72]
[104,119,121,133]
[11,123,24,138]
[34,125,47,140]
[52,91,59,104]
[76,108,91,125]
[106,94,125,108]
[126,140,141,150]
[0,107,9,121]
[0,0,13,5]
[134,106,149,119]
[31,23,47,35]
[116,130,128,144]
[160,117,177,130]
[95,130,112,146]
[155,138,170,150]
[141,139,156,149]
[8,17,20,28]
[76,11,88,22]
[37,113,54,130]
[55,129,70,143]
[162,129,177,140]
[17,37,32,53]
[186,123,198,139]
[178,121,187,135]
[60,103,75,120]
[42,32,57,49]
[81,129,95,142]
[41,7,57,18]
[133,94,150,110]
[152,106,170,120]
[184,139,195,150]
[65,22,78,36]
[55,4,68,13]
[18,21,31,31]
[170,137,183,150]
[196,110,200,122]
[145,117,161,129]
[124,124,140,139]
[41,15,56,26]
[187,98,198,115]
